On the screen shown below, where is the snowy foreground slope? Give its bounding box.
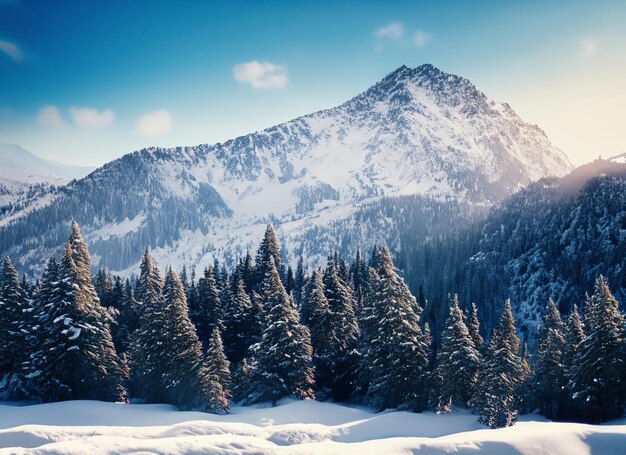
[0,400,624,454]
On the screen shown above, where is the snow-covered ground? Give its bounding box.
[0,400,624,454]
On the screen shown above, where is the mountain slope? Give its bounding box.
[407,159,626,343]
[0,143,95,184]
[0,64,572,275]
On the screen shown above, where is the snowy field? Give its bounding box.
[0,400,625,454]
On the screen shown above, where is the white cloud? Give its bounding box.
[0,39,23,62]
[413,30,432,47]
[374,22,404,41]
[374,22,431,50]
[136,109,172,136]
[233,61,288,89]
[69,107,114,128]
[36,105,65,127]
[580,36,599,57]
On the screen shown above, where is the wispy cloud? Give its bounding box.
[580,36,599,57]
[136,109,172,136]
[69,107,114,128]
[374,22,431,50]
[0,39,23,62]
[36,105,65,127]
[374,22,404,41]
[233,61,288,90]
[413,30,432,47]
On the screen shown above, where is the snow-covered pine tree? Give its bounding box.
[435,295,481,409]
[0,256,33,399]
[114,279,140,355]
[293,255,307,306]
[204,327,231,414]
[194,266,224,347]
[532,299,566,419]
[471,300,524,428]
[32,223,127,402]
[25,258,73,402]
[561,305,585,396]
[305,270,336,396]
[222,278,256,364]
[349,248,367,308]
[244,257,314,404]
[322,256,360,401]
[362,248,430,411]
[130,249,167,402]
[568,276,625,422]
[467,303,484,351]
[161,269,211,411]
[298,268,321,327]
[253,224,283,291]
[239,249,255,294]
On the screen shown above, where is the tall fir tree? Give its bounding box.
[471,300,524,428]
[0,256,28,379]
[467,302,484,351]
[0,256,33,399]
[253,224,283,291]
[293,255,307,306]
[568,276,625,422]
[362,248,430,411]
[161,270,213,411]
[29,223,127,402]
[222,278,256,364]
[243,257,315,404]
[532,299,566,419]
[561,304,586,419]
[305,270,336,396]
[322,256,360,401]
[194,266,224,347]
[204,327,231,414]
[130,249,167,402]
[435,295,481,409]
[299,268,321,327]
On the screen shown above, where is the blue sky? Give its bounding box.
[1,0,625,166]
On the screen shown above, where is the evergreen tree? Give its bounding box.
[471,300,524,428]
[305,270,336,396]
[130,249,167,402]
[253,224,283,291]
[26,258,72,401]
[293,255,307,306]
[467,303,484,351]
[204,327,231,414]
[239,250,255,294]
[350,248,367,308]
[568,276,625,422]
[299,269,321,327]
[29,223,127,402]
[435,295,481,409]
[244,257,314,404]
[194,266,223,347]
[362,248,430,411]
[322,257,360,400]
[161,270,212,411]
[532,299,565,419]
[114,279,140,355]
[222,278,256,364]
[0,256,28,379]
[0,256,33,399]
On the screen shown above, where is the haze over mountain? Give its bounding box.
[0,65,572,276]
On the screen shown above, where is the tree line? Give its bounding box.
[0,222,624,427]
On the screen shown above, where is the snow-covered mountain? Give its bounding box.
[0,143,95,184]
[0,64,572,275]
[0,144,95,228]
